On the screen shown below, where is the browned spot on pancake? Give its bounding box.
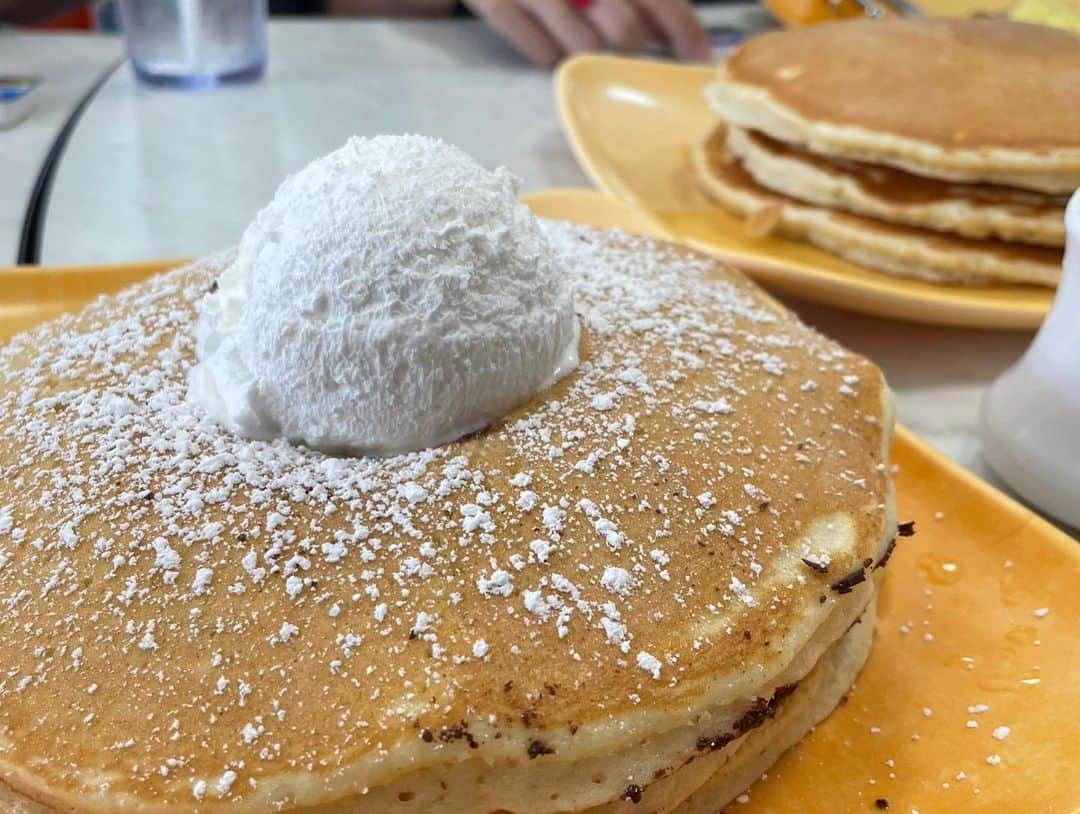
[875,537,897,570]
[527,740,554,759]
[830,567,867,595]
[438,724,479,749]
[696,682,799,752]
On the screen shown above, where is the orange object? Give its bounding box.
[33,6,92,30]
[759,0,869,26]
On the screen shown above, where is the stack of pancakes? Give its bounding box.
[0,224,896,812]
[695,18,1080,287]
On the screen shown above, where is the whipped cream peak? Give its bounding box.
[188,135,579,456]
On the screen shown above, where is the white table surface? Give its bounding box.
[0,30,123,264]
[15,17,1070,531]
[40,18,593,265]
[40,9,772,265]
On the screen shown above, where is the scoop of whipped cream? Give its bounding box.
[188,134,579,456]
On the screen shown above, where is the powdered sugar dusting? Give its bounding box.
[0,222,887,806]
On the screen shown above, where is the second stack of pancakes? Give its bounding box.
[695,17,1080,287]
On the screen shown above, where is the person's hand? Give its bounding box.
[464,0,711,69]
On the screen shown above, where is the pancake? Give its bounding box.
[693,126,1062,287]
[727,125,1068,248]
[0,608,876,814]
[672,605,875,814]
[705,18,1080,193]
[0,223,895,813]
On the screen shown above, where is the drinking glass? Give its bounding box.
[117,0,267,88]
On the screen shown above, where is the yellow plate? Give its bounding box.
[1,196,1077,812]
[555,54,1057,332]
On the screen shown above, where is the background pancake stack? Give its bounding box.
[696,18,1080,287]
